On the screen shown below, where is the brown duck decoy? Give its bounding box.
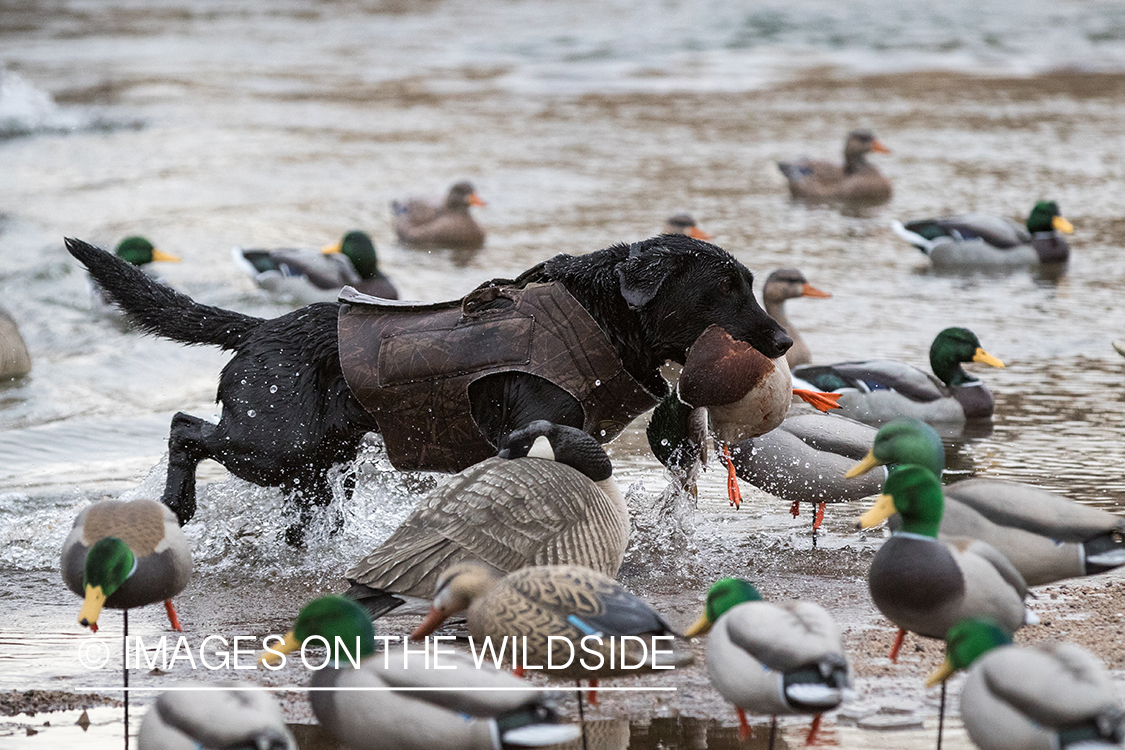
[662,213,713,240]
[392,181,486,251]
[761,268,831,369]
[778,130,892,205]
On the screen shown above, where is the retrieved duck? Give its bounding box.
[929,618,1125,750]
[685,578,851,742]
[761,268,832,368]
[345,421,629,619]
[392,181,486,251]
[138,687,297,750]
[262,596,578,750]
[892,201,1074,267]
[662,213,713,240]
[778,130,892,205]
[792,327,1004,426]
[233,230,398,304]
[0,307,31,381]
[61,498,192,632]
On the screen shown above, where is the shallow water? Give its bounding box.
[3,1,1125,748]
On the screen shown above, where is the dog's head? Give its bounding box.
[615,235,793,362]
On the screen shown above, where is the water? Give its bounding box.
[3,0,1125,748]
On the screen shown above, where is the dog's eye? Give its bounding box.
[718,277,734,295]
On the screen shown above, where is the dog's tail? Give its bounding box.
[66,237,264,351]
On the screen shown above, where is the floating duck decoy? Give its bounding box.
[847,418,1125,586]
[792,327,1004,426]
[233,230,398,304]
[0,307,31,381]
[89,236,180,317]
[761,268,831,369]
[345,421,629,619]
[778,130,892,205]
[262,596,578,750]
[392,181,486,251]
[892,201,1074,267]
[138,686,297,750]
[662,213,713,240]
[61,498,192,633]
[1114,340,1125,358]
[858,465,1037,660]
[685,578,851,744]
[928,618,1125,750]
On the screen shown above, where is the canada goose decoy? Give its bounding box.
[928,618,1125,750]
[392,181,486,251]
[684,578,851,743]
[858,465,1037,660]
[261,596,579,750]
[792,327,1005,426]
[761,268,832,369]
[892,201,1074,267]
[345,421,629,619]
[778,130,892,205]
[662,213,713,240]
[233,230,398,304]
[138,686,297,750]
[90,236,181,316]
[847,418,1125,586]
[61,498,192,633]
[0,307,31,381]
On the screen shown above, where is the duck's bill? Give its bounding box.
[469,193,487,207]
[845,450,881,479]
[858,493,896,529]
[683,613,712,639]
[688,226,714,241]
[801,283,832,299]
[870,140,892,154]
[793,389,842,412]
[151,249,182,263]
[78,585,107,631]
[925,659,956,687]
[321,241,343,254]
[1052,215,1074,233]
[411,607,449,640]
[972,348,1004,368]
[258,630,302,666]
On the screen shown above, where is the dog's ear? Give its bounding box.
[616,243,677,309]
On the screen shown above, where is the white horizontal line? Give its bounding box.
[80,686,678,693]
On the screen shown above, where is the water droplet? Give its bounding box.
[270,385,278,394]
[594,379,601,386]
[247,409,257,417]
[240,379,247,385]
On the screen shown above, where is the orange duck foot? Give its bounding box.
[793,389,842,413]
[737,707,751,741]
[164,599,183,632]
[722,444,741,510]
[889,628,906,662]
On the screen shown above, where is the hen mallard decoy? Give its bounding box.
[684,578,851,742]
[233,230,398,303]
[859,465,1037,660]
[345,421,629,619]
[662,213,713,240]
[778,130,892,205]
[61,498,192,633]
[892,201,1074,267]
[929,618,1125,750]
[792,327,1004,426]
[89,236,180,316]
[261,596,578,750]
[0,307,31,381]
[138,686,297,750]
[762,268,831,369]
[392,181,486,251]
[848,418,1125,586]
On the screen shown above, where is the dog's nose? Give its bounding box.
[770,329,794,357]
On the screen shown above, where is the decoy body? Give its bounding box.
[233,230,397,304]
[662,213,713,240]
[778,130,892,205]
[0,307,31,380]
[792,327,1004,426]
[1113,340,1125,358]
[89,236,180,316]
[392,181,486,251]
[262,596,578,750]
[61,498,192,632]
[762,268,831,369]
[892,201,1074,267]
[930,619,1125,750]
[685,578,851,741]
[345,421,629,618]
[138,687,297,750]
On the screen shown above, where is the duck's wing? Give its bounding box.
[904,214,1031,249]
[139,688,296,750]
[780,411,878,459]
[392,196,443,227]
[395,212,484,249]
[778,159,846,199]
[724,601,846,673]
[235,247,359,290]
[947,536,1029,599]
[794,360,947,402]
[946,478,1125,543]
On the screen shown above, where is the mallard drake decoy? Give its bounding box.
[392,181,486,251]
[778,130,892,205]
[138,686,297,750]
[929,618,1125,750]
[89,236,180,316]
[0,307,31,381]
[261,596,578,750]
[859,465,1036,659]
[345,421,629,619]
[792,327,1004,426]
[684,578,851,742]
[892,201,1074,266]
[662,213,713,240]
[61,498,192,633]
[233,230,398,303]
[762,268,831,369]
[847,418,1125,586]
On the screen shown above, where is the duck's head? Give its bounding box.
[447,181,486,210]
[846,417,945,480]
[79,537,136,632]
[662,214,713,241]
[323,231,379,279]
[115,236,180,266]
[844,130,891,160]
[927,618,1012,686]
[410,562,500,640]
[762,268,831,305]
[1026,201,1073,235]
[858,464,944,537]
[684,578,763,637]
[259,595,375,667]
[645,393,703,473]
[929,327,1004,387]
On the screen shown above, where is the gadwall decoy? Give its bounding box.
[662,213,713,240]
[392,181,486,251]
[761,268,831,368]
[778,130,892,204]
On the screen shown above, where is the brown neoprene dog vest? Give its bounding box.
[337,282,663,473]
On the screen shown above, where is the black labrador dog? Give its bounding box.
[68,235,791,540]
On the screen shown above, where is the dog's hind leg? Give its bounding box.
[283,469,337,546]
[162,412,217,526]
